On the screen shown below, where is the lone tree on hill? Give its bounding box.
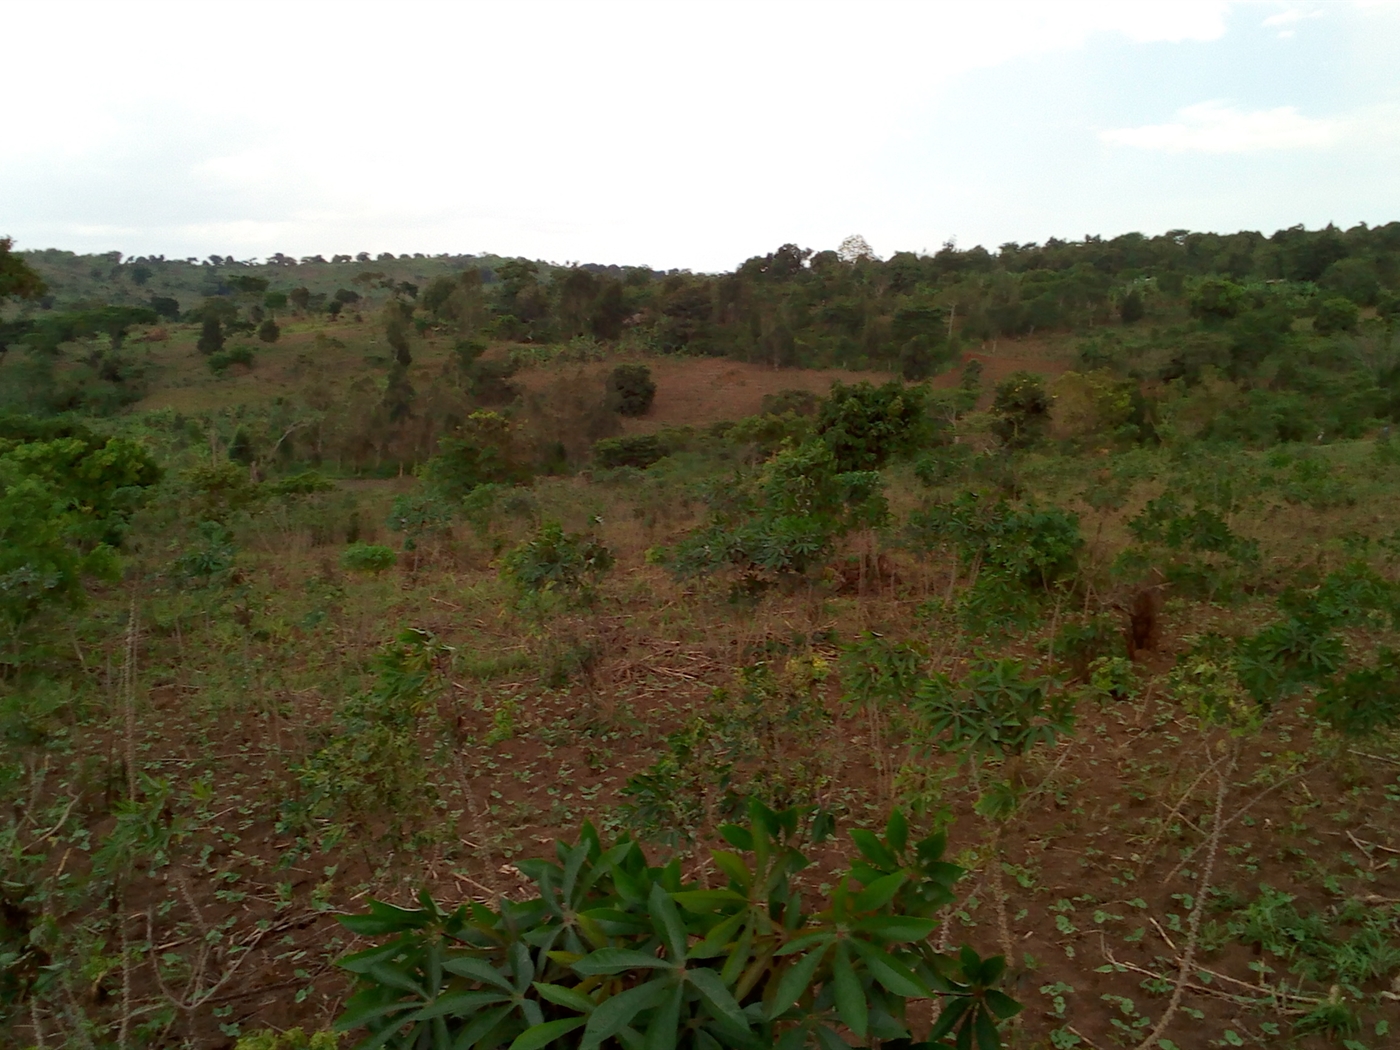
[0,236,47,301]
[197,316,224,355]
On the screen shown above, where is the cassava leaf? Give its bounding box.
[687,966,749,1030]
[831,943,868,1038]
[854,872,906,913]
[508,1017,587,1050]
[573,947,674,976]
[767,945,827,1019]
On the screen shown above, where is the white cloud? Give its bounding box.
[1261,7,1324,29]
[1101,100,1341,153]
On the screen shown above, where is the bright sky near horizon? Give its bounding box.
[5,0,1399,271]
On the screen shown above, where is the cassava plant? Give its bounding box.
[335,800,1018,1049]
[502,521,614,607]
[666,439,886,596]
[913,659,1075,964]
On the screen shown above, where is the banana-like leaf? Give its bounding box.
[984,988,1021,1020]
[849,829,898,870]
[643,982,683,1050]
[451,1003,513,1049]
[341,900,433,936]
[367,961,427,998]
[672,889,747,913]
[813,1024,852,1050]
[774,930,834,957]
[885,810,909,855]
[689,910,746,960]
[710,850,752,890]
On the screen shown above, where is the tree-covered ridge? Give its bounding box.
[9,222,1399,377]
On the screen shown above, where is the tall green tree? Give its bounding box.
[0,236,47,302]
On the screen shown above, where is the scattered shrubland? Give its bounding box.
[1,225,1400,1049]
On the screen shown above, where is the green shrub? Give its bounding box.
[1314,296,1360,335]
[419,412,524,499]
[815,380,932,471]
[334,802,1018,1050]
[501,521,613,604]
[1119,288,1144,324]
[593,433,666,469]
[606,363,657,416]
[667,439,887,593]
[990,372,1050,449]
[726,411,815,459]
[175,521,235,584]
[340,543,397,574]
[909,492,1082,591]
[257,318,281,343]
[760,388,820,416]
[386,493,456,551]
[283,629,447,844]
[915,657,1075,762]
[209,344,255,374]
[270,470,336,497]
[0,424,159,630]
[1189,277,1245,321]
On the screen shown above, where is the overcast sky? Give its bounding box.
[5,0,1398,271]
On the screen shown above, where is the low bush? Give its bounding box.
[607,363,657,416]
[340,543,397,574]
[502,521,613,605]
[593,433,666,470]
[334,802,1018,1049]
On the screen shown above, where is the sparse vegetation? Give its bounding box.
[4,221,1400,1049]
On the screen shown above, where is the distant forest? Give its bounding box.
[3,222,1399,442]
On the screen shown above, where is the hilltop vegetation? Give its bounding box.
[3,224,1400,1050]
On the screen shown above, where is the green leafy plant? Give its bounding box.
[209,344,256,374]
[989,373,1049,449]
[814,380,932,471]
[341,543,398,575]
[622,658,834,844]
[0,422,157,634]
[421,412,526,500]
[914,659,1074,766]
[667,440,886,595]
[909,492,1082,592]
[593,434,667,470]
[175,520,236,585]
[283,629,450,845]
[334,801,1019,1049]
[387,494,458,553]
[502,521,614,605]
